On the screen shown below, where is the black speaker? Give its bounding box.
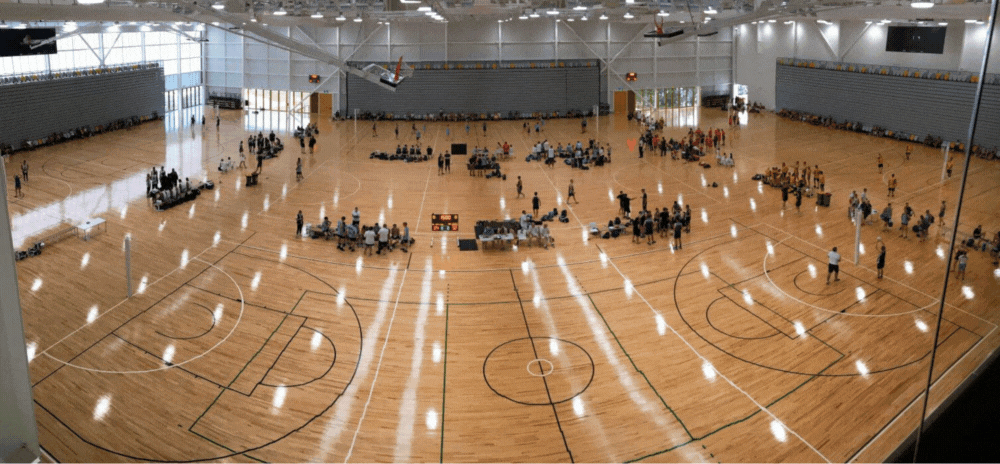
[451,143,467,155]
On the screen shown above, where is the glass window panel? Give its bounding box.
[106,48,124,66]
[122,47,142,63]
[163,59,178,75]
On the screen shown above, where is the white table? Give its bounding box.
[76,218,107,241]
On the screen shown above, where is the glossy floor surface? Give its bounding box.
[7,107,1000,463]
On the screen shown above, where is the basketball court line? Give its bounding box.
[734,221,992,336]
[37,255,247,375]
[342,257,409,462]
[410,125,440,234]
[762,236,938,318]
[508,269,576,462]
[847,323,998,463]
[34,231,254,362]
[754,222,997,330]
[594,243,832,463]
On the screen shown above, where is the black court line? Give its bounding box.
[844,326,986,463]
[40,445,59,463]
[507,269,575,462]
[738,222,988,336]
[154,302,217,340]
[241,318,307,397]
[258,326,338,390]
[706,295,785,340]
[32,232,257,388]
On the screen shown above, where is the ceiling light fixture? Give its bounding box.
[767,19,775,23]
[547,9,559,15]
[581,15,588,20]
[519,13,528,19]
[938,21,947,25]
[77,0,106,4]
[910,1,934,8]
[599,13,608,20]
[273,7,287,15]
[704,7,717,14]
[417,6,432,11]
[964,18,977,23]
[399,0,420,3]
[212,2,225,9]
[335,13,346,20]
[573,5,587,10]
[623,11,634,19]
[311,11,323,18]
[784,20,793,24]
[354,15,362,22]
[530,10,540,17]
[658,10,669,16]
[567,17,574,21]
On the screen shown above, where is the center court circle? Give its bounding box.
[483,337,594,406]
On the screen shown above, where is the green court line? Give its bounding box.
[585,295,694,440]
[440,303,450,463]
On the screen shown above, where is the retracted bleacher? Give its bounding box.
[0,65,165,149]
[345,61,601,116]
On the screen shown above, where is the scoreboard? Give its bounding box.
[431,214,459,231]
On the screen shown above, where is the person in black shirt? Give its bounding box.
[876,245,886,279]
[532,192,540,217]
[296,210,304,236]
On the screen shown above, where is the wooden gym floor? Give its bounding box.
[6,104,1000,463]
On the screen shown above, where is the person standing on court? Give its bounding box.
[438,154,444,175]
[516,176,524,198]
[641,188,648,212]
[482,121,487,136]
[781,185,789,209]
[13,174,22,198]
[299,136,306,154]
[532,192,540,217]
[672,219,683,250]
[876,244,886,279]
[296,210,304,236]
[216,115,220,130]
[21,160,28,182]
[887,174,897,197]
[568,179,578,204]
[372,122,378,137]
[395,124,399,139]
[445,152,451,173]
[827,247,841,284]
[795,187,803,212]
[296,158,303,181]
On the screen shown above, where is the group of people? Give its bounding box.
[370,144,432,162]
[766,162,827,195]
[298,208,413,255]
[597,191,692,251]
[513,213,555,248]
[148,167,199,211]
[637,126,727,162]
[526,139,611,168]
[247,131,284,159]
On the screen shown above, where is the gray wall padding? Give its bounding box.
[775,65,1000,149]
[345,66,601,116]
[0,68,165,148]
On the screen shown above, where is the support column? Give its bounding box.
[0,163,40,462]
